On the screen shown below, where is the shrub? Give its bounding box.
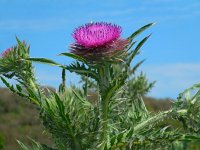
[0,134,4,149]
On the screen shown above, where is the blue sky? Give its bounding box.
[0,0,200,99]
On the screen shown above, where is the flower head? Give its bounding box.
[71,22,129,61]
[73,22,122,48]
[1,47,12,57]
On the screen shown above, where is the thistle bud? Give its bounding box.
[1,47,13,57]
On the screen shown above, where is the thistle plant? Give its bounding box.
[1,22,200,150]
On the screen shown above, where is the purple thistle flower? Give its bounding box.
[1,47,12,57]
[71,22,129,60]
[73,22,122,48]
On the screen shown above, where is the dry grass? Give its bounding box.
[0,88,52,150]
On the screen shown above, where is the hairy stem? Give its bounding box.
[98,66,110,145]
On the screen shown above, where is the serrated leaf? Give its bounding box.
[72,89,92,107]
[15,36,23,46]
[17,140,29,150]
[26,58,65,68]
[127,34,151,66]
[59,52,87,63]
[16,84,22,92]
[0,76,15,92]
[66,61,98,81]
[129,60,145,75]
[128,23,155,41]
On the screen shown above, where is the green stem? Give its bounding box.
[84,76,88,97]
[59,69,66,93]
[101,95,110,139]
[62,68,66,88]
[98,66,110,145]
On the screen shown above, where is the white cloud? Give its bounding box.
[141,63,200,99]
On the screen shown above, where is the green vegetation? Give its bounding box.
[1,88,200,150]
[0,87,172,150]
